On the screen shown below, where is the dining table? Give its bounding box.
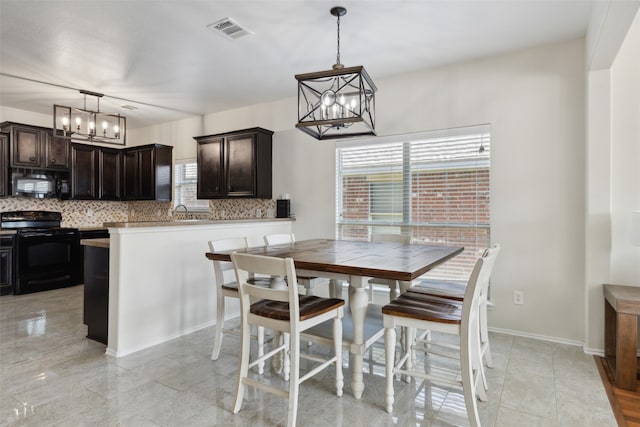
[205,238,464,399]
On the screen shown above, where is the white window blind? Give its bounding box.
[336,125,490,280]
[174,159,210,211]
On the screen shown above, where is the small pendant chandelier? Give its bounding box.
[53,90,127,145]
[295,6,376,140]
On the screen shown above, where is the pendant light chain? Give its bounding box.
[336,13,341,66]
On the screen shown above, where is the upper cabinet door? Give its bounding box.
[135,147,156,200]
[45,135,69,169]
[122,150,138,200]
[98,148,121,200]
[70,144,97,199]
[197,138,224,199]
[11,126,41,168]
[0,133,8,197]
[226,134,255,197]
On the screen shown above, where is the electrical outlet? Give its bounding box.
[513,290,524,305]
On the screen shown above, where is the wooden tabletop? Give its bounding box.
[604,284,640,315]
[206,239,464,282]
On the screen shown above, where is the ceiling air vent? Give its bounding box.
[207,17,253,40]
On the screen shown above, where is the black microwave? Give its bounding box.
[12,173,57,198]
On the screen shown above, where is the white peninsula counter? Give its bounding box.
[104,218,294,357]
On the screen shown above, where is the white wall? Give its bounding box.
[584,9,640,353]
[610,13,640,285]
[196,38,588,344]
[0,105,52,127]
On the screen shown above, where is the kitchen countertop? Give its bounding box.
[103,218,295,228]
[81,238,110,248]
[78,227,109,232]
[0,230,17,236]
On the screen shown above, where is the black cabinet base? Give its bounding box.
[83,246,109,345]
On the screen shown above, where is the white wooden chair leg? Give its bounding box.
[333,317,344,396]
[211,294,225,360]
[384,326,396,413]
[257,326,265,374]
[461,328,481,427]
[273,331,282,373]
[233,318,251,414]
[287,332,300,427]
[283,332,291,381]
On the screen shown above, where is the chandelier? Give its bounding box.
[295,6,376,140]
[53,90,126,145]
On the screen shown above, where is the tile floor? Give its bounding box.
[0,285,616,426]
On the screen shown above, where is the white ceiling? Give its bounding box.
[0,1,597,129]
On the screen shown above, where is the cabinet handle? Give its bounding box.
[51,159,56,164]
[29,157,36,161]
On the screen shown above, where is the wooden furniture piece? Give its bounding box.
[0,234,14,295]
[81,238,110,345]
[604,284,640,391]
[122,144,173,201]
[410,243,501,392]
[194,127,272,199]
[71,144,122,200]
[369,233,412,301]
[206,238,464,399]
[0,132,8,197]
[230,252,344,427]
[381,247,498,426]
[0,122,69,170]
[264,233,327,296]
[208,238,264,371]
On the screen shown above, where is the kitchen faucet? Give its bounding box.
[173,204,190,219]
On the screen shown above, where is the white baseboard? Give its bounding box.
[488,326,584,348]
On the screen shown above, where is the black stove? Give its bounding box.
[1,211,81,294]
[1,210,65,229]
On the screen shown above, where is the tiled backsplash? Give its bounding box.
[0,198,277,227]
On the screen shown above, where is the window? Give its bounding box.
[174,159,209,211]
[336,125,490,280]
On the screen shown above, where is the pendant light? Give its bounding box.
[295,6,376,140]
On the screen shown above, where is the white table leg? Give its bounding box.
[349,275,368,399]
[399,280,412,294]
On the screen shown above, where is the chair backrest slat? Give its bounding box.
[209,238,247,284]
[371,233,411,244]
[264,233,295,246]
[232,252,300,311]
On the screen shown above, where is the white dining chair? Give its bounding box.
[368,233,412,302]
[409,243,501,391]
[382,245,499,426]
[231,252,344,427]
[264,233,327,296]
[208,238,265,373]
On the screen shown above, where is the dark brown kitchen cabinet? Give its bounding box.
[196,137,224,198]
[0,132,8,197]
[194,127,272,199]
[122,144,172,201]
[83,243,109,344]
[98,148,121,200]
[45,135,69,169]
[0,235,13,295]
[0,122,68,170]
[70,144,122,200]
[71,144,97,199]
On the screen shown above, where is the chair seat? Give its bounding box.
[410,278,467,301]
[381,292,462,324]
[251,295,345,321]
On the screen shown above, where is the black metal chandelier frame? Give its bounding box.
[295,6,376,140]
